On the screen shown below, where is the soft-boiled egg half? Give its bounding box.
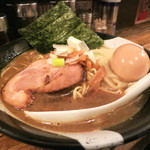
[110,44,150,82]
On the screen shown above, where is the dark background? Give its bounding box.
[0,0,148,42]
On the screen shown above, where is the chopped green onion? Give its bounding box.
[52,58,65,67]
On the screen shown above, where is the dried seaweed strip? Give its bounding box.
[30,12,82,53]
[59,23,104,49]
[19,2,71,40]
[18,2,104,54]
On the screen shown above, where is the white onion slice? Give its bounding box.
[54,51,68,57]
[67,36,89,51]
[65,55,79,64]
[52,44,68,52]
[52,44,75,54]
[50,53,57,58]
[84,50,96,64]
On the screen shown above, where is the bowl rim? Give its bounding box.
[0,32,150,149]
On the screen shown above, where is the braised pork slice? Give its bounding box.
[2,59,83,109]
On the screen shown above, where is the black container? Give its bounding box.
[0,14,9,46]
[15,2,38,37]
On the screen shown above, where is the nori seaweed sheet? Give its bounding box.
[19,1,104,54]
[28,12,82,53]
[19,2,70,38]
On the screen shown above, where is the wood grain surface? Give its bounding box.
[116,21,150,50]
[0,21,150,150]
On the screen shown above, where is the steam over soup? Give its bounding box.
[0,37,149,132]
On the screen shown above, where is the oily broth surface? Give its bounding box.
[0,50,147,132]
[0,50,123,111]
[27,90,123,111]
[0,50,45,88]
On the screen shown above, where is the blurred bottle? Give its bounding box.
[79,10,93,28]
[0,14,9,46]
[63,0,76,12]
[14,2,38,38]
[93,0,121,35]
[85,10,93,28]
[16,2,38,28]
[37,0,57,16]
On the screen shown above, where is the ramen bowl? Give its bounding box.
[0,33,150,150]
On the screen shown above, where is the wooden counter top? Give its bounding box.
[0,21,150,150]
[116,21,150,50]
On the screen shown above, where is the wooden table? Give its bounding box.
[0,21,150,150]
[116,21,150,50]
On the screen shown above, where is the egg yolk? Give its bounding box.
[110,44,150,82]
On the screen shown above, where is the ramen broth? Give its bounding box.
[0,50,147,132]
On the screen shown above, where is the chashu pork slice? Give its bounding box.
[2,59,83,109]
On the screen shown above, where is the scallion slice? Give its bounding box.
[52,58,65,67]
